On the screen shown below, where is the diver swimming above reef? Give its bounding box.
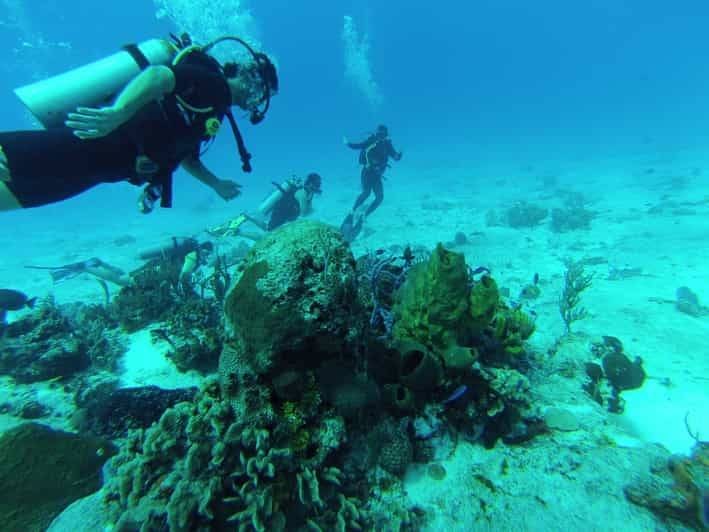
[0,33,278,212]
[208,172,322,241]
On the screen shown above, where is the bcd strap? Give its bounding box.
[123,43,151,70]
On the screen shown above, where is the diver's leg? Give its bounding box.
[352,189,370,212]
[0,146,22,210]
[364,176,384,217]
[352,169,373,211]
[0,131,113,209]
[244,214,269,231]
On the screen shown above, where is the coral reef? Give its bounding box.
[0,423,116,532]
[358,246,422,338]
[221,220,360,386]
[504,201,549,228]
[74,382,198,439]
[625,427,709,530]
[0,297,127,382]
[110,253,227,373]
[152,295,225,374]
[382,243,539,446]
[550,206,595,232]
[98,223,543,530]
[111,257,186,332]
[104,379,405,531]
[583,335,646,413]
[392,243,475,351]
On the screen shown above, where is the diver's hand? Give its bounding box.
[65,105,131,140]
[214,179,242,201]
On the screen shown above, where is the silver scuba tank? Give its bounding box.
[258,178,297,216]
[14,38,177,128]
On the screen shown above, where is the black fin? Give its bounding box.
[339,213,354,236]
[342,215,364,243]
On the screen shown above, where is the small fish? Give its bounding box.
[442,385,468,405]
[0,288,37,322]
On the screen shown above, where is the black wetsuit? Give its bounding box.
[268,186,304,230]
[0,54,231,208]
[348,134,402,217]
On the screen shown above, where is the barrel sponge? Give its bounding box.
[468,274,500,337]
[392,243,470,349]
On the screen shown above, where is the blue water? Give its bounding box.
[3,0,709,201]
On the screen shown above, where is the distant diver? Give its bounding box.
[137,236,214,286]
[340,124,402,242]
[209,173,322,240]
[25,257,130,286]
[0,33,278,213]
[138,236,213,262]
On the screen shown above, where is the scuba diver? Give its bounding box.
[208,172,322,241]
[0,33,278,213]
[138,236,213,262]
[138,236,214,286]
[340,124,402,242]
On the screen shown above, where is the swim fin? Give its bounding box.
[341,213,364,243]
[339,213,354,236]
[208,214,248,237]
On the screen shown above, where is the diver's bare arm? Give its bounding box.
[112,66,176,116]
[182,157,218,187]
[66,66,176,139]
[182,157,242,200]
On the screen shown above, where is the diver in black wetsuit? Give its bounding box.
[264,172,322,230]
[340,124,402,241]
[0,35,278,213]
[208,173,322,241]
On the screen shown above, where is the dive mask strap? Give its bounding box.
[225,109,252,173]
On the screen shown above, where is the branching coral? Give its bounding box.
[361,247,418,337]
[559,258,593,333]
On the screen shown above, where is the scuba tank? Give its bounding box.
[258,178,298,216]
[14,34,278,133]
[14,39,177,128]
